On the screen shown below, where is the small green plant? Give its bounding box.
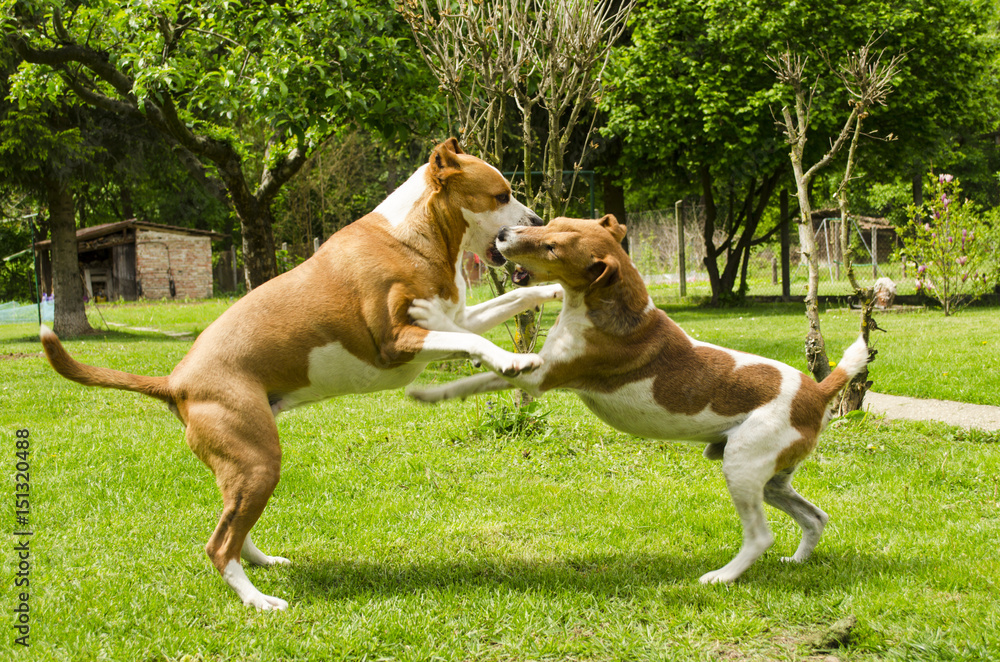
[474,396,550,441]
[898,174,998,315]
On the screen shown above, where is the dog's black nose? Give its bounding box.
[497,227,510,242]
[529,214,543,227]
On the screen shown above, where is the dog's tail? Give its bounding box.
[816,334,870,402]
[40,325,173,403]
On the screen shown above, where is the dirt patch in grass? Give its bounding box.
[1,351,39,360]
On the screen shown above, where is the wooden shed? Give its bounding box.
[34,219,226,301]
[811,209,899,268]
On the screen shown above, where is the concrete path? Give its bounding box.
[864,392,1000,432]
[106,321,192,338]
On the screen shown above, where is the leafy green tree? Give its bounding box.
[0,206,35,303]
[1,39,94,335]
[2,38,231,332]
[3,0,428,289]
[603,0,1000,304]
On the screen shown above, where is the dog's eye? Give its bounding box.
[545,243,556,254]
[495,193,510,205]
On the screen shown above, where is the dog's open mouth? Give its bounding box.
[486,241,506,267]
[512,265,532,287]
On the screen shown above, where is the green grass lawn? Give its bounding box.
[1,293,998,661]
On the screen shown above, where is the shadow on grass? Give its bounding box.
[2,328,195,346]
[282,548,919,602]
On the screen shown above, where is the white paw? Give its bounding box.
[261,555,292,566]
[780,555,805,564]
[409,297,456,332]
[244,591,289,611]
[535,284,564,303]
[699,569,737,585]
[499,352,542,377]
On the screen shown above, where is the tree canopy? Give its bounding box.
[2,0,434,287]
[606,0,999,200]
[602,0,1000,302]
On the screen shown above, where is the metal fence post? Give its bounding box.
[872,226,878,279]
[834,220,841,281]
[675,200,686,297]
[231,245,238,290]
[780,190,790,297]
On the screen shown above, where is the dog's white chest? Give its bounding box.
[540,302,591,363]
[282,341,424,409]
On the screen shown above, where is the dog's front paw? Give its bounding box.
[409,297,458,332]
[499,352,543,377]
[405,384,448,404]
[535,283,564,303]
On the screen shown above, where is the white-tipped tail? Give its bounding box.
[40,324,54,338]
[837,335,870,379]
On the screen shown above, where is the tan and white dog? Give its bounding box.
[407,214,869,584]
[39,139,565,610]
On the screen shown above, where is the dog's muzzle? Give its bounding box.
[495,227,534,286]
[486,239,506,266]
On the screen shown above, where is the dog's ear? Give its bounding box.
[587,255,620,291]
[428,138,464,189]
[598,214,627,243]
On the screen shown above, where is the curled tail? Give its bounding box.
[40,325,173,403]
[816,335,870,402]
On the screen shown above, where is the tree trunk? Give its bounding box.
[487,266,536,407]
[912,171,923,207]
[837,297,875,415]
[545,107,564,220]
[699,167,724,305]
[220,156,278,290]
[47,180,93,337]
[789,156,831,382]
[836,114,876,414]
[239,202,279,291]
[602,176,629,252]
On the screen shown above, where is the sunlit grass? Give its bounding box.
[1,296,998,660]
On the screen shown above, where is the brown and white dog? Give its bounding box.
[39,139,565,610]
[407,214,869,584]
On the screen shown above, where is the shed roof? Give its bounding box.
[34,219,227,249]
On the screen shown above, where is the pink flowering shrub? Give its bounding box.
[899,174,998,315]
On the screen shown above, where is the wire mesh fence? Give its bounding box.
[627,205,908,300]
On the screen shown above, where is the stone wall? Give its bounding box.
[135,229,213,299]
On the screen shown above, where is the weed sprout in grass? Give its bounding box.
[473,396,551,441]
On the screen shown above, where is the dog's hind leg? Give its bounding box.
[186,397,287,610]
[699,423,783,584]
[700,463,774,584]
[763,468,829,564]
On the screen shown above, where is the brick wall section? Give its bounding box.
[135,229,214,299]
